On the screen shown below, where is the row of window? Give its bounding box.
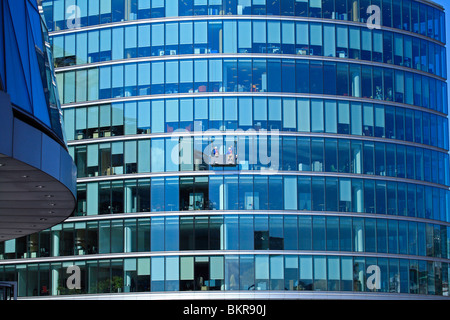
[64,98,449,150]
[73,175,450,223]
[57,59,448,115]
[43,0,446,44]
[53,19,447,78]
[69,135,450,187]
[2,255,448,297]
[2,214,448,259]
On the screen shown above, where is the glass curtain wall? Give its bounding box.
[5,0,448,299]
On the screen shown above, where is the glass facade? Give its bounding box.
[51,20,447,78]
[2,0,449,299]
[0,1,76,242]
[0,0,66,142]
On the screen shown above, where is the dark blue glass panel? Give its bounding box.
[165,177,179,211]
[254,175,268,211]
[267,60,281,92]
[266,0,279,15]
[179,0,193,16]
[268,176,283,210]
[151,177,165,211]
[4,1,32,112]
[281,60,295,93]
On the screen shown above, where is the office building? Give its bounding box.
[2,0,450,299]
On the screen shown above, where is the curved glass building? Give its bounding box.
[2,0,449,299]
[0,0,76,243]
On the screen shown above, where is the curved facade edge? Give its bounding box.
[54,53,447,82]
[59,210,450,228]
[67,132,450,158]
[74,171,450,191]
[59,92,448,119]
[17,290,450,300]
[1,250,449,265]
[0,92,77,197]
[0,90,77,241]
[48,14,446,47]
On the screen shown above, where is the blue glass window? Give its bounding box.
[138,25,150,57]
[238,20,251,53]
